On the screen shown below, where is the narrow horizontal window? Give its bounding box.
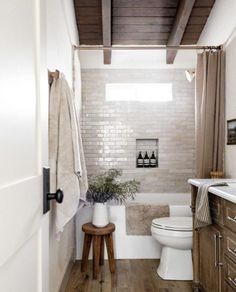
[106,83,172,102]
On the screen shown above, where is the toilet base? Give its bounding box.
[157,247,193,280]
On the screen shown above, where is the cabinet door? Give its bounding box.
[224,281,236,292]
[199,225,223,292]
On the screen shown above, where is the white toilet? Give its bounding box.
[151,216,193,281]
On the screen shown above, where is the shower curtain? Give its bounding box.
[195,50,225,178]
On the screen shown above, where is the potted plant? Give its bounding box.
[86,168,140,228]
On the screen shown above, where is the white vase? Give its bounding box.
[92,203,109,228]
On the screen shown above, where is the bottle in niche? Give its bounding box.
[137,151,144,168]
[143,151,150,167]
[150,151,157,167]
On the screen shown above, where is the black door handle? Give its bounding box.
[47,189,64,204]
[43,168,64,214]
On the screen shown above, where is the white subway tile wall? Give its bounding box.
[81,69,195,193]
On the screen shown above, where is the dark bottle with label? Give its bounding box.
[137,151,144,168]
[150,151,157,167]
[143,151,150,167]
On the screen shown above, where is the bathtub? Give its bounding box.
[76,192,192,260]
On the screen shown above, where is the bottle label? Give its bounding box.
[138,159,143,164]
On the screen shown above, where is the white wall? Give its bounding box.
[46,1,80,292]
[225,36,236,177]
[196,0,236,178]
[47,0,79,87]
[198,0,236,45]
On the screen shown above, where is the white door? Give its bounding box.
[0,0,49,291]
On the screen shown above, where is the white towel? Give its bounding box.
[195,182,228,229]
[49,76,82,233]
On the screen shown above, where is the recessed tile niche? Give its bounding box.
[136,139,159,168]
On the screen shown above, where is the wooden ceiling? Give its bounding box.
[74,0,215,64]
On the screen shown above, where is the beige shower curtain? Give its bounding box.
[195,50,225,178]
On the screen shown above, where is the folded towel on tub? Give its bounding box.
[126,203,169,235]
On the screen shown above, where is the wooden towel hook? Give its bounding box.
[48,69,60,85]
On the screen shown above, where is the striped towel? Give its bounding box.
[195,182,228,229]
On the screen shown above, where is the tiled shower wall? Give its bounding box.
[81,69,195,193]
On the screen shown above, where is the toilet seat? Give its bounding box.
[152,217,192,232]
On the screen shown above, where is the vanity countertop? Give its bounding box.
[188,178,236,204]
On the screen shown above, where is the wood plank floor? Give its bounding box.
[65,259,192,292]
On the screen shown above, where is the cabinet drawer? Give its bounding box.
[224,200,236,233]
[209,194,223,224]
[224,257,236,290]
[225,230,236,264]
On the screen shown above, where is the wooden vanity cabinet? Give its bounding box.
[224,256,236,291]
[198,224,223,292]
[224,283,236,292]
[191,186,236,292]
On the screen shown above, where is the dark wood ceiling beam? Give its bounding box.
[74,0,100,7]
[113,32,169,40]
[113,8,177,17]
[113,17,175,25]
[166,0,196,64]
[188,16,208,25]
[113,0,179,8]
[77,16,102,25]
[79,25,101,33]
[80,39,103,45]
[112,39,167,45]
[195,0,215,6]
[112,24,172,33]
[102,0,111,64]
[77,7,101,16]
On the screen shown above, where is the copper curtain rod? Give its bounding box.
[74,45,222,51]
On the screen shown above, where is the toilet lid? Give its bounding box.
[152,217,193,231]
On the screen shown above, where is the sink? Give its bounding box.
[226,182,236,188]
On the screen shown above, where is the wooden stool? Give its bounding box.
[81,223,116,279]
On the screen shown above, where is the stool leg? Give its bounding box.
[81,234,92,272]
[93,235,101,279]
[105,233,115,273]
[100,236,104,266]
